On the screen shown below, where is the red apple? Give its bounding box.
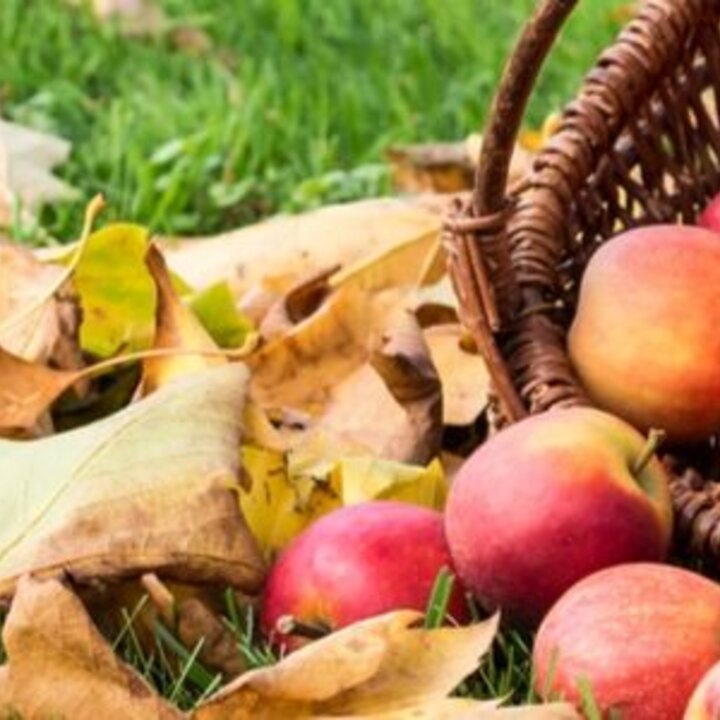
[569,224,720,442]
[261,501,467,648]
[685,660,720,719]
[698,192,720,232]
[534,563,720,720]
[445,407,672,627]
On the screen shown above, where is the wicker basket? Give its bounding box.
[445,0,720,564]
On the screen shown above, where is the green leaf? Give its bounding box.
[73,223,156,357]
[188,281,254,348]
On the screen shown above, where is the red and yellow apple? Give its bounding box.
[261,501,467,649]
[444,407,672,627]
[534,563,720,720]
[684,659,720,719]
[569,224,720,442]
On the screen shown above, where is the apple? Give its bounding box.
[534,563,720,720]
[698,192,720,233]
[568,224,720,442]
[444,407,672,627]
[261,501,467,648]
[684,660,720,719]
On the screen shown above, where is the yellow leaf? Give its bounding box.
[335,457,447,508]
[0,576,183,720]
[240,447,447,556]
[188,280,254,349]
[240,445,340,556]
[0,364,264,600]
[73,222,156,357]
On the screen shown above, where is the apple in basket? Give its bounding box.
[569,224,720,442]
[698,191,720,233]
[444,407,672,627]
[261,501,468,650]
[534,563,720,720]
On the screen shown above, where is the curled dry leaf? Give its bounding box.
[194,610,499,719]
[0,119,78,227]
[423,324,490,426]
[0,576,183,720]
[164,197,441,303]
[0,364,264,600]
[141,244,226,394]
[0,239,88,384]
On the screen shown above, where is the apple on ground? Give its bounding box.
[534,563,720,720]
[569,224,720,442]
[261,501,467,649]
[445,407,672,627]
[684,659,720,719]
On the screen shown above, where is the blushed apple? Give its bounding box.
[261,501,467,649]
[445,407,672,627]
[569,224,720,442]
[534,563,720,720]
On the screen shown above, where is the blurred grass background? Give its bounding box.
[1,0,628,241]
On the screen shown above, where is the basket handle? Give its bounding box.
[474,0,578,217]
[447,0,578,422]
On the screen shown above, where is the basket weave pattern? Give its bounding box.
[446,0,720,563]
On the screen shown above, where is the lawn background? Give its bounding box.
[2,0,627,243]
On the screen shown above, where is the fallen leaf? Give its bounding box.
[142,244,225,394]
[333,456,446,508]
[0,242,72,363]
[0,346,82,436]
[387,141,473,193]
[0,119,78,226]
[423,324,490,426]
[0,576,183,720]
[73,222,157,357]
[164,197,441,301]
[188,281,254,349]
[240,446,446,556]
[194,610,500,718]
[0,364,264,600]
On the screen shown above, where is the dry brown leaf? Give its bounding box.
[164,198,441,302]
[0,243,74,363]
[0,120,78,227]
[0,364,264,600]
[0,346,82,436]
[387,141,474,193]
[0,576,183,720]
[142,244,226,394]
[194,610,499,719]
[423,324,490,426]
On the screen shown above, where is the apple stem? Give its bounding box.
[275,614,331,640]
[632,428,666,475]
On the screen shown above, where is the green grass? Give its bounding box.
[1,0,628,243]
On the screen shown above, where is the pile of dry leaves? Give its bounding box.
[0,105,578,716]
